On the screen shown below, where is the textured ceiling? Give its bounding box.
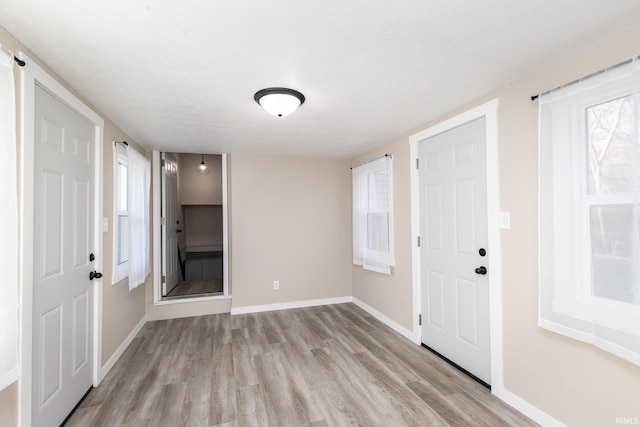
[2,1,640,158]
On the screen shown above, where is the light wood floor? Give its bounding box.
[166,280,223,298]
[66,304,538,427]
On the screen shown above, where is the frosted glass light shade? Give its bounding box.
[198,154,209,174]
[254,87,305,117]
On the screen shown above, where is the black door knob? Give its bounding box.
[89,271,103,280]
[479,248,486,257]
[475,266,487,275]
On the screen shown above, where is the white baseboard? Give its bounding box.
[0,367,19,391]
[99,315,147,381]
[230,296,353,315]
[352,297,417,344]
[492,385,565,427]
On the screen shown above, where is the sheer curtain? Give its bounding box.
[353,156,394,274]
[538,56,640,366]
[0,44,19,390]
[127,147,151,290]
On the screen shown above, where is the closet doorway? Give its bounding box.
[157,152,228,300]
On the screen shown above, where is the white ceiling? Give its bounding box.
[2,1,640,158]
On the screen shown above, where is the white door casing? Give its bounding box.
[162,153,179,296]
[409,99,503,392]
[418,117,491,384]
[32,85,95,425]
[19,53,104,427]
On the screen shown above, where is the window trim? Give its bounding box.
[548,81,640,334]
[112,143,128,284]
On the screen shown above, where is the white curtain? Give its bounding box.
[538,56,640,366]
[127,147,151,290]
[352,156,394,274]
[0,44,19,390]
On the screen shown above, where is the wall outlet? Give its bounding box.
[273,280,279,290]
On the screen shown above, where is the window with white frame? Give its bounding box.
[113,143,128,283]
[352,155,395,274]
[538,56,640,366]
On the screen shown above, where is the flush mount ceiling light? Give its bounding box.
[198,154,209,174]
[254,87,305,117]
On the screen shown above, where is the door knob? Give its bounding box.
[479,248,486,257]
[475,266,487,275]
[89,271,103,280]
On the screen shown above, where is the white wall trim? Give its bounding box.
[409,98,504,387]
[352,297,417,344]
[152,151,161,304]
[222,153,229,296]
[0,368,19,392]
[18,52,105,427]
[230,296,353,315]
[99,316,147,381]
[493,386,566,427]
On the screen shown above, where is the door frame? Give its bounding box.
[152,151,230,305]
[409,99,503,389]
[18,53,104,426]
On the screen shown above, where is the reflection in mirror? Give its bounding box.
[160,152,225,300]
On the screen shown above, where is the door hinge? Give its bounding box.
[162,275,166,284]
[419,314,422,326]
[160,217,166,225]
[416,158,419,169]
[417,236,421,247]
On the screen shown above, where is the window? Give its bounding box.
[113,143,128,283]
[353,155,394,274]
[538,57,640,366]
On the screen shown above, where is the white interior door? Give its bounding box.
[419,117,491,385]
[33,84,95,426]
[162,153,179,296]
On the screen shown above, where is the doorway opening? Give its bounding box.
[158,152,228,300]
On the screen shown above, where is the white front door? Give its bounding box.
[419,117,491,385]
[32,84,95,425]
[162,153,179,296]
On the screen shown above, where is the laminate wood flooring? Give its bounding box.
[166,280,223,298]
[66,303,538,427]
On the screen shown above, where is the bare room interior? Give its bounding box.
[1,2,640,427]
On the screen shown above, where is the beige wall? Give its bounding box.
[179,153,223,205]
[494,26,640,427]
[351,137,414,330]
[101,124,147,363]
[0,24,146,424]
[352,26,640,426]
[230,154,352,309]
[0,382,17,427]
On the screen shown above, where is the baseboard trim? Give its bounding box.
[99,315,147,381]
[352,297,417,344]
[230,296,353,315]
[492,385,565,427]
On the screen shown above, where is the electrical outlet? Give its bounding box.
[273,280,279,290]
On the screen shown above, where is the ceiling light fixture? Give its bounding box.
[254,87,305,117]
[198,154,209,174]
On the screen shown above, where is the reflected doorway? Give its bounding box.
[159,152,227,300]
